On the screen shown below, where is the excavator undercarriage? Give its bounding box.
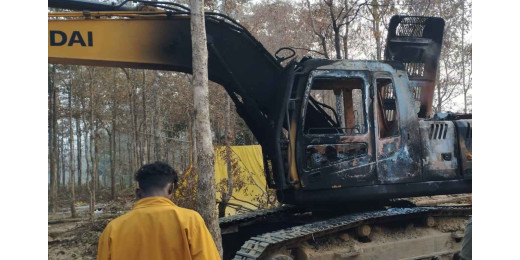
[220,203,470,260]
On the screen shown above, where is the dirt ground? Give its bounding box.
[47,194,471,259]
[48,188,135,260]
[48,217,109,260]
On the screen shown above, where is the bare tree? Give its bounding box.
[60,118,66,190]
[109,70,118,200]
[306,0,330,59]
[463,43,472,113]
[323,0,365,59]
[49,64,58,213]
[365,0,395,60]
[152,72,164,161]
[88,68,97,216]
[75,112,82,191]
[190,0,223,256]
[67,71,77,218]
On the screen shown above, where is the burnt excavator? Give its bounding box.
[48,0,472,259]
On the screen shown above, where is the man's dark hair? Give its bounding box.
[135,161,179,193]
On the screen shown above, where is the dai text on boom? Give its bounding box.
[50,30,93,47]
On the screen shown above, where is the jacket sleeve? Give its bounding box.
[97,223,112,260]
[188,213,221,260]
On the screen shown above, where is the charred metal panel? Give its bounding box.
[419,120,459,180]
[454,120,472,179]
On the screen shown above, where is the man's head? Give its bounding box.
[135,161,179,199]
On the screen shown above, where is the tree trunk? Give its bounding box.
[49,64,58,213]
[83,113,93,213]
[343,0,350,60]
[76,115,82,191]
[461,1,466,114]
[110,125,116,199]
[152,72,164,161]
[333,27,341,59]
[68,83,77,218]
[93,128,99,192]
[343,27,349,60]
[118,132,123,190]
[141,70,150,164]
[219,96,233,218]
[57,127,62,190]
[124,68,141,172]
[370,0,382,60]
[127,141,134,188]
[190,0,223,256]
[60,122,66,190]
[110,72,117,200]
[109,128,116,200]
[327,1,342,59]
[132,75,142,167]
[89,78,97,216]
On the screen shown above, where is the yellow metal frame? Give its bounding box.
[48,12,193,71]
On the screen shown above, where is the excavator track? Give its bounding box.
[220,205,297,227]
[233,206,471,260]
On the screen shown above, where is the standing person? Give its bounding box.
[97,161,220,260]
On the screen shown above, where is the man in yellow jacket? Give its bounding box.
[97,161,221,260]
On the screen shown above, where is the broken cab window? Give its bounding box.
[376,78,399,138]
[306,143,367,169]
[304,77,366,135]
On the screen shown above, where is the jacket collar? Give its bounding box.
[133,196,176,210]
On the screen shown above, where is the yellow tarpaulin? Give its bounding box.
[214,145,268,216]
[176,145,271,216]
